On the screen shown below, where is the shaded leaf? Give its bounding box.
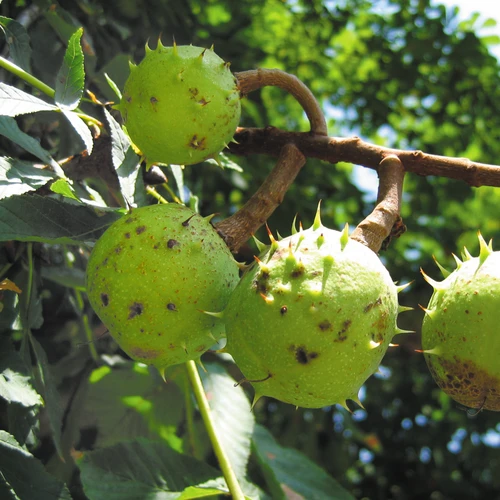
[40,265,86,291]
[0,83,57,116]
[252,425,355,500]
[170,164,186,203]
[104,72,122,101]
[30,336,64,457]
[0,430,71,499]
[104,108,145,207]
[55,28,84,110]
[61,109,93,153]
[0,117,64,177]
[0,157,56,200]
[0,16,32,72]
[204,153,243,172]
[0,195,122,244]
[78,438,228,500]
[84,362,184,450]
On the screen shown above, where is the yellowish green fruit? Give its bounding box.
[119,41,241,166]
[421,233,500,411]
[86,203,239,372]
[222,208,408,409]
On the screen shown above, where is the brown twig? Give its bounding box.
[215,143,306,252]
[236,69,328,136]
[351,155,406,253]
[228,128,500,188]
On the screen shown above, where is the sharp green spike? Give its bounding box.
[144,40,152,53]
[157,37,165,50]
[312,201,323,230]
[420,269,446,291]
[396,281,412,293]
[398,305,414,313]
[276,230,284,241]
[433,256,450,278]
[451,253,462,269]
[197,47,207,62]
[251,392,262,410]
[478,232,492,267]
[252,235,268,254]
[203,213,216,223]
[395,327,414,334]
[340,223,349,250]
[254,256,270,274]
[210,43,215,51]
[128,61,137,71]
[203,310,224,319]
[461,246,473,261]
[172,38,178,56]
[419,346,442,356]
[337,400,352,413]
[350,394,365,410]
[224,61,231,69]
[196,358,207,372]
[157,366,167,382]
[291,214,299,235]
[208,152,223,167]
[488,238,494,251]
[317,233,325,249]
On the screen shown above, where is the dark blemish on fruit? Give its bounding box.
[114,246,122,254]
[465,310,470,314]
[195,344,206,352]
[167,303,177,311]
[182,215,196,227]
[125,217,134,223]
[291,266,305,278]
[318,320,332,331]
[167,238,179,248]
[289,345,319,364]
[128,302,144,319]
[136,225,146,235]
[100,293,109,306]
[150,96,158,107]
[198,98,210,106]
[335,319,352,342]
[188,87,199,97]
[125,95,132,103]
[364,297,382,313]
[125,232,131,239]
[280,306,288,315]
[189,135,207,151]
[102,257,109,266]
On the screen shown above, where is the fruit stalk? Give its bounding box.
[185,360,245,500]
[351,155,406,252]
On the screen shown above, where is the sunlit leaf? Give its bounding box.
[0,83,57,116]
[55,28,84,110]
[0,156,55,200]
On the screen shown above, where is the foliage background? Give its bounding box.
[2,0,500,499]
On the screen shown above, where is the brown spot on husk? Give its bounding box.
[426,355,500,411]
[136,225,146,234]
[318,320,332,331]
[167,239,179,249]
[100,293,109,306]
[364,297,382,313]
[128,302,144,319]
[129,346,160,360]
[334,319,352,342]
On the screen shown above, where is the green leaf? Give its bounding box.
[252,424,355,500]
[0,195,122,244]
[30,336,64,458]
[0,16,32,72]
[0,430,72,500]
[40,265,86,291]
[61,109,93,153]
[0,157,56,200]
[84,362,184,449]
[55,28,84,110]
[200,363,259,498]
[104,72,122,101]
[204,153,243,172]
[0,83,57,116]
[0,337,43,408]
[50,178,80,201]
[78,438,228,500]
[0,116,64,177]
[104,108,145,207]
[170,164,186,203]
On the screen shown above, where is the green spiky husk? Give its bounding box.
[86,203,240,370]
[224,220,401,409]
[422,234,500,411]
[119,43,241,166]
